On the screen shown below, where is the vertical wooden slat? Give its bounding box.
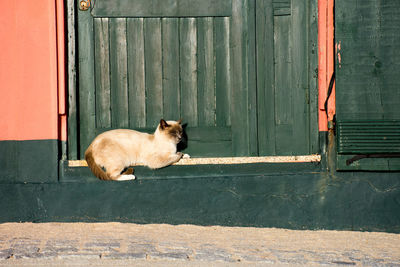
[144,18,163,127]
[256,0,275,155]
[94,18,111,128]
[127,18,146,128]
[247,0,259,156]
[109,18,129,128]
[231,0,250,155]
[215,17,231,127]
[67,0,77,159]
[180,18,198,126]
[78,4,96,158]
[291,1,309,154]
[162,18,180,121]
[274,15,292,126]
[309,0,319,153]
[197,17,215,127]
[274,15,293,154]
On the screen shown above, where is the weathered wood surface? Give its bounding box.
[91,0,232,17]
[75,0,318,158]
[336,0,400,121]
[335,0,400,170]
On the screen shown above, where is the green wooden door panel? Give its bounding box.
[335,0,400,170]
[77,0,249,158]
[256,0,315,156]
[76,0,317,159]
[336,0,400,121]
[335,0,400,122]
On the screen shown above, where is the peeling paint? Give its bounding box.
[336,41,342,68]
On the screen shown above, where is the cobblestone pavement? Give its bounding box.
[0,223,399,266]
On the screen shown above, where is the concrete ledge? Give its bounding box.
[69,155,321,167]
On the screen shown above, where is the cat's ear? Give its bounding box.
[160,119,169,130]
[177,119,182,124]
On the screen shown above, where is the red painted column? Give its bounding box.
[0,0,65,141]
[56,0,67,142]
[318,0,336,131]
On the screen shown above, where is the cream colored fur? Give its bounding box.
[85,120,186,181]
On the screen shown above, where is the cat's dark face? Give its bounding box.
[159,119,183,143]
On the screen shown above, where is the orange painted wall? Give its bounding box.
[0,0,66,141]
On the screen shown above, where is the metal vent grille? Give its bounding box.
[337,120,400,154]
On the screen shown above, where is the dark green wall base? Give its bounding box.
[1,165,399,233]
[0,138,399,232]
[0,140,59,183]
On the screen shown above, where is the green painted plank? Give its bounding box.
[256,0,276,155]
[179,18,198,127]
[273,15,294,155]
[291,1,309,154]
[144,18,163,127]
[109,18,129,128]
[94,18,111,129]
[91,0,232,17]
[162,18,180,121]
[77,5,96,158]
[197,17,216,127]
[127,18,146,128]
[274,15,292,126]
[247,0,259,156]
[230,0,249,156]
[67,0,78,159]
[308,0,319,154]
[215,17,231,127]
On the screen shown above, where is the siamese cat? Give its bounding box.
[85,119,188,181]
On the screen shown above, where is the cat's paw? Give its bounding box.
[116,174,136,181]
[182,153,191,159]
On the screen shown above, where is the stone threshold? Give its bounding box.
[69,155,321,167]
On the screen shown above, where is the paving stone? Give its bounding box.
[102,252,147,260]
[42,239,79,254]
[0,223,399,266]
[194,244,235,262]
[0,249,13,259]
[150,252,191,260]
[83,242,120,254]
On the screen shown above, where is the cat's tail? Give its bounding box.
[85,149,113,180]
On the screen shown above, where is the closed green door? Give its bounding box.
[335,0,400,170]
[75,0,317,159]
